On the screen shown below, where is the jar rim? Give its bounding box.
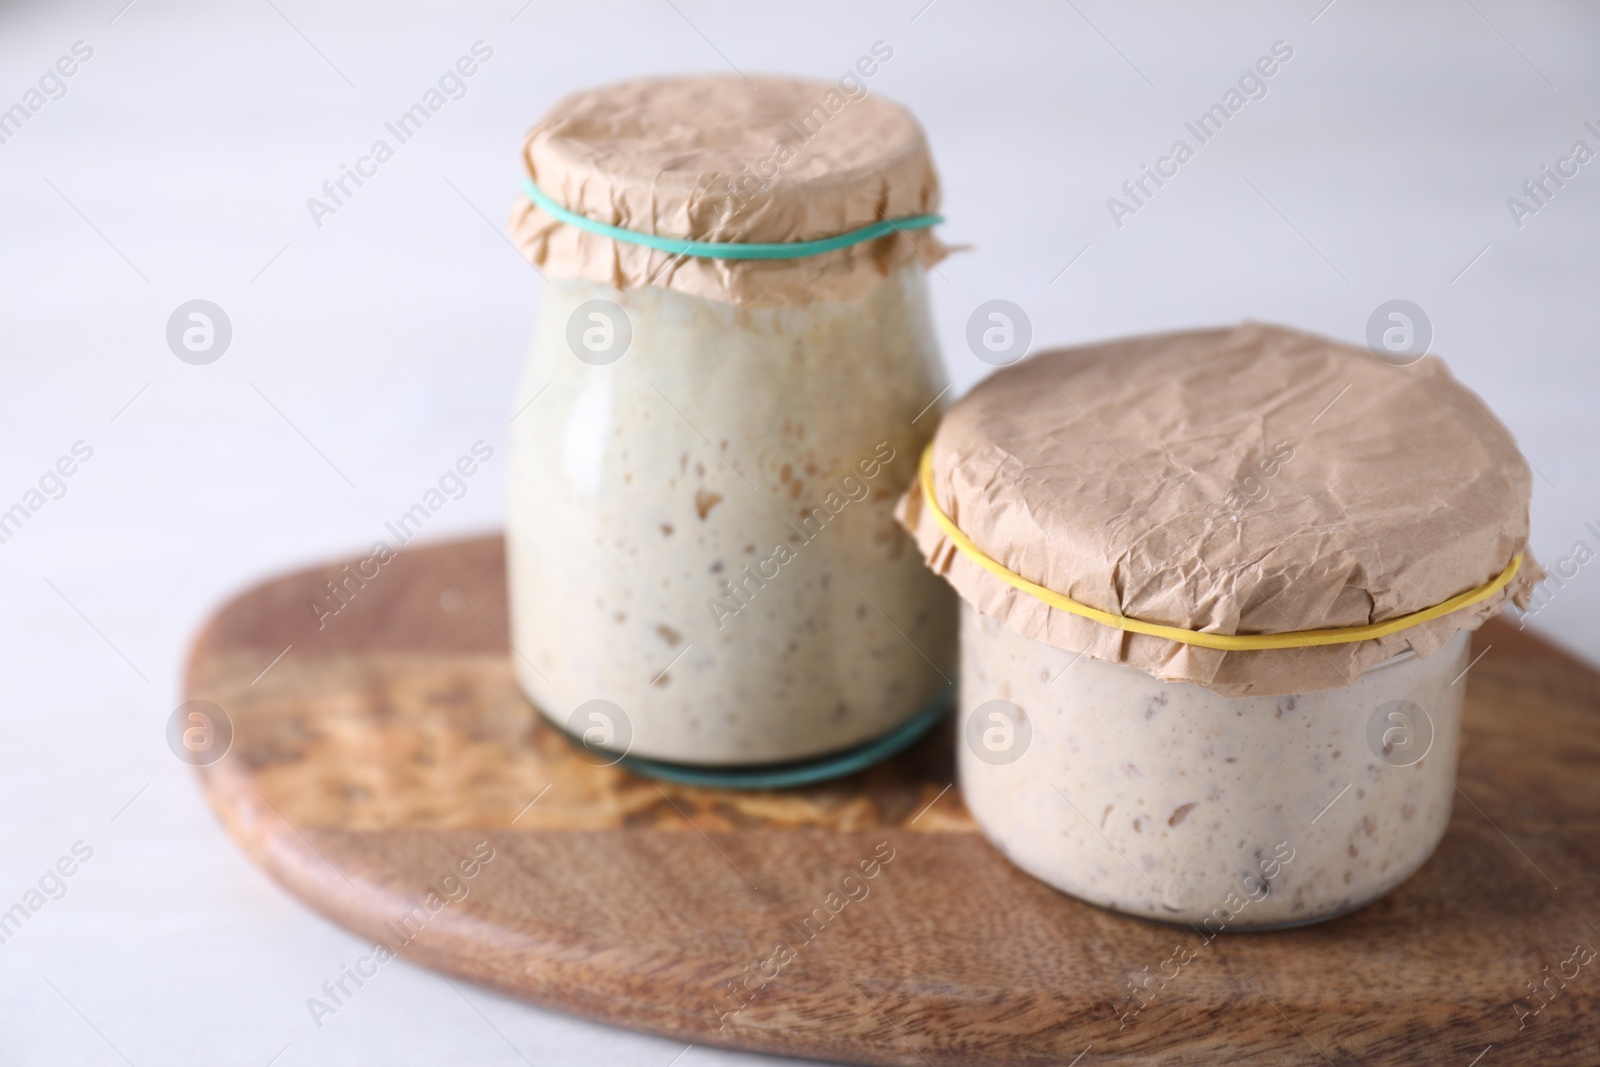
[1362,628,1470,674]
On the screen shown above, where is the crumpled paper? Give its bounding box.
[508,74,946,307]
[896,322,1542,696]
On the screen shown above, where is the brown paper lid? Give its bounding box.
[507,74,946,307]
[896,323,1542,696]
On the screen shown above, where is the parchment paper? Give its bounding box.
[896,322,1542,695]
[508,74,946,307]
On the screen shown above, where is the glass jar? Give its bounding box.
[958,603,1469,928]
[898,323,1533,924]
[507,264,956,766]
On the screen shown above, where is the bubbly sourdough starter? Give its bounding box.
[959,605,1468,926]
[508,266,955,765]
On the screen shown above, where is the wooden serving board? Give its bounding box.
[185,535,1600,1066]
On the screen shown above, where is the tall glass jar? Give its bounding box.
[505,74,959,769]
[507,264,954,765]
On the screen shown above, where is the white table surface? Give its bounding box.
[1,0,1596,1063]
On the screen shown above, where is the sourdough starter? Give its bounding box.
[959,605,1468,926]
[508,265,956,765]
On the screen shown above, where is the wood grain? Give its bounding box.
[185,534,1600,1066]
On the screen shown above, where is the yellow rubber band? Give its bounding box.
[918,444,1523,652]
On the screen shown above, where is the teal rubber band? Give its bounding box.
[521,178,942,261]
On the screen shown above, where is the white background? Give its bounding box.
[1,1,1596,1064]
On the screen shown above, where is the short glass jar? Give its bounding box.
[958,604,1469,928]
[507,266,955,766]
[897,324,1535,925]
